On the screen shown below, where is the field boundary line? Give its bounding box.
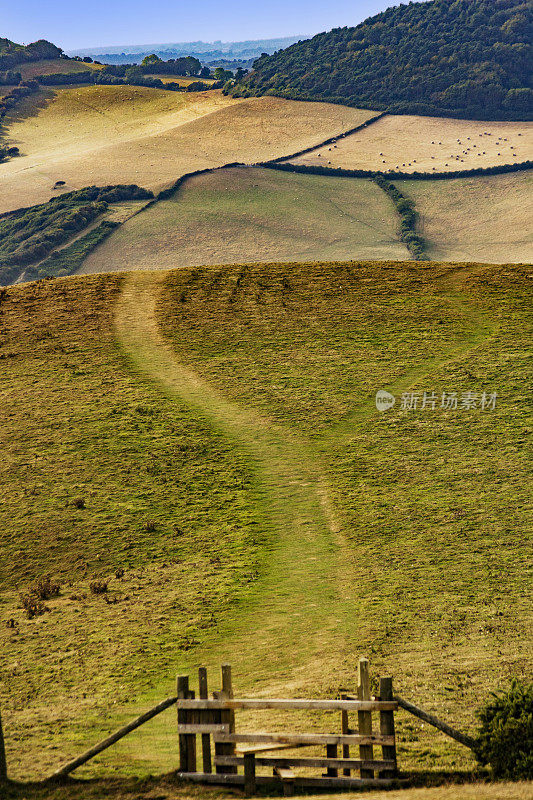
[259,159,533,181]
[262,111,388,164]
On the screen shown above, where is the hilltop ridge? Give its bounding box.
[230,0,533,120]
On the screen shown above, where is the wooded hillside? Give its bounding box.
[0,38,62,70]
[230,0,532,120]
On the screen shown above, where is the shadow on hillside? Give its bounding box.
[3,768,495,799]
[3,88,57,128]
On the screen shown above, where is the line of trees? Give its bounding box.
[0,38,62,70]
[36,70,222,92]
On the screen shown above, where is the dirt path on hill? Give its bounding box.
[114,270,354,693]
[114,263,495,697]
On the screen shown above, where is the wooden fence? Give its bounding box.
[32,654,476,793]
[174,657,401,794]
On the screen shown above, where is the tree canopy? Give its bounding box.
[229,0,532,120]
[0,38,62,70]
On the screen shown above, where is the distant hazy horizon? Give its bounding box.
[5,0,424,51]
[66,36,307,58]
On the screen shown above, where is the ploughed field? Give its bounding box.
[0,84,374,213]
[1,261,530,786]
[289,114,532,173]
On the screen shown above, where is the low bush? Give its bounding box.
[475,680,533,780]
[29,575,61,599]
[89,580,108,595]
[19,574,60,618]
[0,80,40,119]
[0,184,152,285]
[20,593,47,618]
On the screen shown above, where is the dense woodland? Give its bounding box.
[230,0,533,120]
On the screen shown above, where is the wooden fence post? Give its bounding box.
[186,688,197,773]
[325,743,338,776]
[379,676,397,778]
[244,751,256,795]
[215,663,237,774]
[341,693,350,776]
[177,674,189,772]
[358,657,374,778]
[198,667,212,773]
[0,709,7,785]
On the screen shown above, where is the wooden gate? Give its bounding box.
[176,658,401,794]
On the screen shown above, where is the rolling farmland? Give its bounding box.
[0,88,374,213]
[80,167,409,273]
[289,114,533,174]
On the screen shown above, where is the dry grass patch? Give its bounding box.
[80,166,408,274]
[0,85,236,213]
[396,171,533,263]
[5,775,533,800]
[17,59,104,80]
[290,114,533,174]
[0,92,373,213]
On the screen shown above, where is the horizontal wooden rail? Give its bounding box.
[176,771,403,789]
[50,696,177,779]
[238,742,306,754]
[215,754,397,770]
[178,724,229,734]
[177,698,397,711]
[214,732,394,746]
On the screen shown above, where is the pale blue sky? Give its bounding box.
[5,0,423,51]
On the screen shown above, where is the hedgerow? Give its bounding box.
[261,159,533,182]
[372,176,425,259]
[0,185,153,285]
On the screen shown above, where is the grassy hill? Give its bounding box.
[0,88,373,213]
[1,261,531,789]
[396,171,533,263]
[288,115,532,174]
[79,166,409,273]
[232,0,533,120]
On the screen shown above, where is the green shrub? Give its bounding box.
[475,680,533,780]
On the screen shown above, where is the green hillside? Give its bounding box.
[1,261,531,786]
[231,0,533,120]
[0,38,62,71]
